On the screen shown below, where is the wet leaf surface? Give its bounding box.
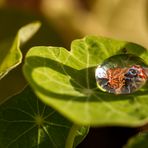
[23,36,148,126]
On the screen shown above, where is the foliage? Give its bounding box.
[0,5,148,147]
[0,86,88,148]
[124,133,148,148]
[23,36,148,126]
[0,19,88,147]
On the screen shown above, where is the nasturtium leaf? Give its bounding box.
[124,133,148,148]
[23,36,148,126]
[0,86,88,148]
[0,8,64,103]
[70,126,89,148]
[0,21,41,79]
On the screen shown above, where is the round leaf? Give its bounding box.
[0,86,88,148]
[23,36,148,126]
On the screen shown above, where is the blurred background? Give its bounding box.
[2,0,148,48]
[0,0,147,147]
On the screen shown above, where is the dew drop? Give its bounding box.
[95,54,148,94]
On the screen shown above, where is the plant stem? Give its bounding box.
[65,124,80,148]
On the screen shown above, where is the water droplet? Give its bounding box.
[95,54,148,94]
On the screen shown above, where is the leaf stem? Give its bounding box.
[65,124,80,148]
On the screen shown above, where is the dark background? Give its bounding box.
[77,127,138,148]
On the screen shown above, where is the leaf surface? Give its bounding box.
[0,86,87,148]
[0,21,41,79]
[0,8,63,103]
[23,36,148,126]
[124,133,148,148]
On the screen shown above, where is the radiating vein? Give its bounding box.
[7,125,36,147]
[35,70,73,88]
[49,48,86,89]
[41,104,47,117]
[0,119,34,123]
[42,126,58,148]
[92,93,130,117]
[44,121,70,128]
[43,110,55,120]
[25,96,37,116]
[36,97,40,115]
[6,107,34,119]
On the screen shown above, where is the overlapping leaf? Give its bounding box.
[0,21,41,79]
[0,86,88,148]
[0,8,64,103]
[124,133,148,148]
[23,36,148,126]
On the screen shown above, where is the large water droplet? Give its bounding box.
[95,54,148,94]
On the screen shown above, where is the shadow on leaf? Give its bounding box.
[25,56,148,103]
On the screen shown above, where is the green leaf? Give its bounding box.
[0,8,63,103]
[70,125,89,148]
[0,65,27,104]
[124,133,148,148]
[65,124,89,148]
[23,36,148,126]
[0,86,88,148]
[0,21,41,79]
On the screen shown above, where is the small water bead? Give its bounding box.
[95,54,148,94]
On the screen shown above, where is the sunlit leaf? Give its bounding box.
[23,36,148,126]
[0,21,41,79]
[0,86,88,148]
[0,8,63,103]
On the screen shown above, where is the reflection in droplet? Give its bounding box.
[95,54,148,94]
